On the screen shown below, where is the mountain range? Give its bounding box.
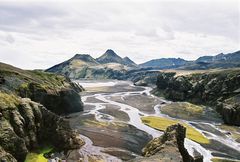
[47,49,136,79]
[46,49,240,79]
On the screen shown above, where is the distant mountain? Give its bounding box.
[96,49,137,67]
[71,54,99,65]
[182,50,240,70]
[46,49,240,79]
[140,58,187,69]
[196,51,240,63]
[47,54,99,75]
[46,50,133,79]
[123,57,137,67]
[96,49,125,64]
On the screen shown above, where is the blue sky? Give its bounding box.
[0,0,239,69]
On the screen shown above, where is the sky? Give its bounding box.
[0,0,239,69]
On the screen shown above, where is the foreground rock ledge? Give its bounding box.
[0,96,84,162]
[131,124,203,162]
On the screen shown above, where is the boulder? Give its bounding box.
[131,124,203,162]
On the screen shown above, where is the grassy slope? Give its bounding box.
[0,62,67,91]
[141,116,210,144]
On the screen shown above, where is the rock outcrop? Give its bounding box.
[0,93,84,162]
[132,124,203,162]
[155,69,240,125]
[0,62,85,161]
[18,81,84,115]
[0,62,84,115]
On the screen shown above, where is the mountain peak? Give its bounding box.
[71,54,98,63]
[103,49,119,57]
[96,49,123,64]
[123,56,137,66]
[73,54,90,59]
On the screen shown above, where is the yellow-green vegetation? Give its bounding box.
[161,102,204,120]
[86,86,110,92]
[141,116,210,144]
[84,119,124,127]
[30,70,66,89]
[19,83,29,89]
[211,157,240,162]
[0,92,19,109]
[25,148,52,162]
[0,62,67,91]
[218,124,240,142]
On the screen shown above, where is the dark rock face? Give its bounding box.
[155,69,240,125]
[0,76,5,84]
[217,95,240,125]
[18,82,84,115]
[0,95,84,162]
[123,70,162,86]
[132,124,203,162]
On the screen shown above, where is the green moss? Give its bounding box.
[29,70,66,89]
[24,148,52,162]
[141,116,210,144]
[0,92,19,109]
[19,83,29,89]
[211,157,240,162]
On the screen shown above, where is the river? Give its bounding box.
[66,80,240,162]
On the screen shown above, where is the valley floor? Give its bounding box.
[53,80,240,162]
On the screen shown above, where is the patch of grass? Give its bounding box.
[161,102,204,120]
[86,86,110,92]
[25,148,52,162]
[84,119,109,127]
[0,92,19,109]
[141,116,210,144]
[30,70,66,88]
[211,157,240,162]
[19,83,29,89]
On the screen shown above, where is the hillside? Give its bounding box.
[0,62,84,161]
[140,58,188,69]
[181,50,240,70]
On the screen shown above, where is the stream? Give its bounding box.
[68,80,240,162]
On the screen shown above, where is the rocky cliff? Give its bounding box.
[132,124,203,162]
[154,69,240,125]
[0,62,84,114]
[0,62,85,161]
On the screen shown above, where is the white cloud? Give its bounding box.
[0,0,239,69]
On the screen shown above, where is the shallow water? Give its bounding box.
[73,80,240,162]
